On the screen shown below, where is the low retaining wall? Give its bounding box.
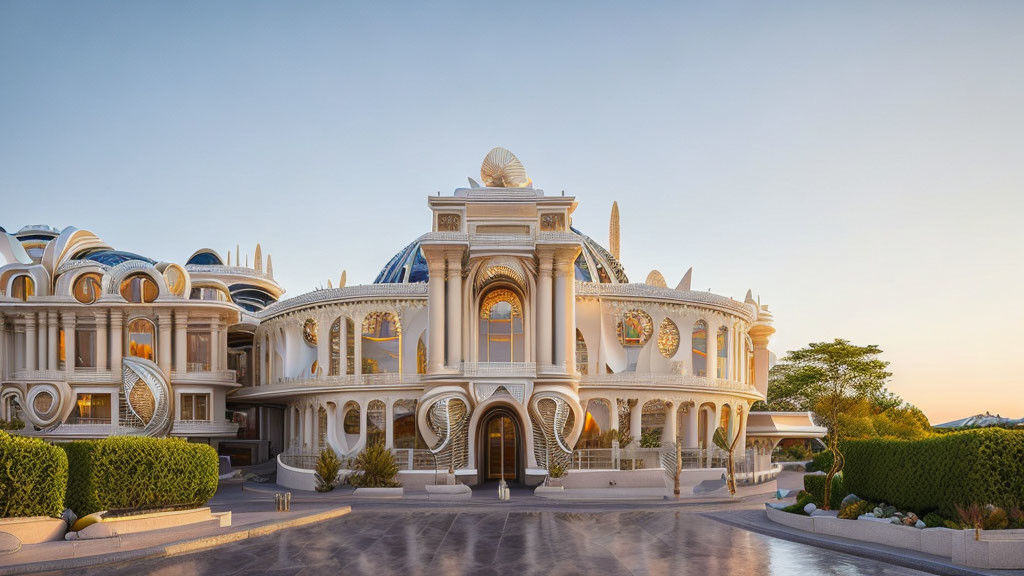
[0,517,65,545]
[765,505,1024,570]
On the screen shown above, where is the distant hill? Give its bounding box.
[934,412,1024,429]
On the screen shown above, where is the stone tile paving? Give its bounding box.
[66,509,931,576]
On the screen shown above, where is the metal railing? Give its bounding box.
[462,362,536,377]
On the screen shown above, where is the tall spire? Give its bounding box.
[609,201,620,260]
[226,250,231,266]
[266,254,273,277]
[235,244,240,267]
[254,243,263,272]
[339,270,347,288]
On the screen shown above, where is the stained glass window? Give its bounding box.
[616,310,653,346]
[658,318,680,358]
[362,312,400,374]
[717,326,729,379]
[692,321,707,376]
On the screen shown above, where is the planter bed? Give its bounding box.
[425,484,471,501]
[0,517,66,545]
[352,487,404,498]
[66,507,230,540]
[766,504,1024,570]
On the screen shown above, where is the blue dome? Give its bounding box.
[373,229,627,284]
[77,250,156,267]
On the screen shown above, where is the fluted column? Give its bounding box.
[47,311,58,371]
[174,311,187,373]
[446,252,462,368]
[749,324,775,398]
[36,312,46,371]
[25,314,37,371]
[109,311,123,375]
[663,402,677,445]
[426,256,446,372]
[62,313,76,375]
[536,253,553,366]
[706,321,718,379]
[685,405,699,449]
[157,312,172,375]
[95,310,107,371]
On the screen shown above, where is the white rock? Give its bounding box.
[915,520,926,528]
[804,503,817,514]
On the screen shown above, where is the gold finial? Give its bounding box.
[339,270,347,288]
[609,201,620,260]
[245,253,248,268]
[645,270,667,287]
[226,250,231,266]
[327,279,333,289]
[266,254,273,277]
[236,244,240,266]
[254,243,263,272]
[480,147,531,188]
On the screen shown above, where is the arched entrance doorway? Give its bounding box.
[477,407,523,484]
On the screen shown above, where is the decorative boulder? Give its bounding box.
[840,494,861,509]
[914,520,926,529]
[803,503,817,514]
[776,488,791,499]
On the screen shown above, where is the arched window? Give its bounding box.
[127,318,156,362]
[72,273,102,304]
[717,326,729,379]
[318,405,328,448]
[691,321,708,376]
[329,318,341,376]
[361,312,401,374]
[367,400,386,446]
[478,288,524,362]
[720,404,733,443]
[393,399,427,449]
[11,275,34,301]
[342,401,360,436]
[346,318,355,375]
[120,274,158,303]
[416,336,427,374]
[575,330,588,374]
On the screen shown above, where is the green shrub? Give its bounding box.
[639,429,662,448]
[922,512,946,528]
[348,443,400,488]
[0,419,25,431]
[806,450,834,473]
[803,473,845,509]
[843,429,1024,517]
[838,499,874,520]
[0,431,68,518]
[314,447,342,492]
[62,436,218,516]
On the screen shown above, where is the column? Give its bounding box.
[629,400,642,443]
[109,311,123,375]
[553,258,567,367]
[47,311,58,371]
[95,310,107,372]
[25,314,37,371]
[749,324,775,397]
[706,321,718,379]
[685,405,699,449]
[663,402,677,445]
[174,310,187,373]
[316,314,330,377]
[62,313,76,376]
[384,400,394,449]
[353,314,363,377]
[36,312,46,372]
[426,255,446,372]
[157,312,172,375]
[208,320,219,372]
[339,316,348,375]
[706,406,718,467]
[609,397,620,432]
[446,252,462,368]
[219,321,228,371]
[536,252,553,366]
[304,406,312,449]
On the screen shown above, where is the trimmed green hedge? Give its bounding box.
[806,450,834,473]
[0,431,68,518]
[803,473,845,509]
[843,429,1024,517]
[62,437,219,516]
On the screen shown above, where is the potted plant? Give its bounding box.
[546,462,566,487]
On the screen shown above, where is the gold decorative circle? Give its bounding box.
[658,318,680,358]
[302,318,318,347]
[163,264,187,297]
[616,309,653,347]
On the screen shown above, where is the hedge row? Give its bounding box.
[0,431,68,518]
[843,429,1024,517]
[60,437,219,516]
[803,473,845,509]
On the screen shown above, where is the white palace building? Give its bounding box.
[0,148,823,487]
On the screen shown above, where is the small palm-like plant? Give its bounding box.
[314,446,342,492]
[548,462,566,479]
[639,429,662,448]
[348,442,401,488]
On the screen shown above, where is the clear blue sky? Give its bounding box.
[2,1,1022,423]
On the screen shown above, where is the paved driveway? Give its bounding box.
[72,508,930,576]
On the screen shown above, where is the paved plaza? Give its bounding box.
[66,507,933,576]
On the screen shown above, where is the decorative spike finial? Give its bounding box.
[609,201,620,261]
[744,289,755,304]
[675,267,692,291]
[266,254,273,277]
[327,279,333,289]
[254,243,263,272]
[236,244,240,267]
[244,253,248,268]
[339,270,347,288]
[226,250,231,266]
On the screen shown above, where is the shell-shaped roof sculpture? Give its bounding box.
[645,270,667,288]
[481,147,532,188]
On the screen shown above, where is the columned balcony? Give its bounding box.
[462,362,536,378]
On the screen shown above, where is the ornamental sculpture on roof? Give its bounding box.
[480,147,532,188]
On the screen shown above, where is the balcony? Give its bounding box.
[171,419,240,437]
[462,362,536,378]
[580,373,755,392]
[11,369,66,382]
[170,369,238,385]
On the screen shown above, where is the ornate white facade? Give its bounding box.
[0,148,797,483]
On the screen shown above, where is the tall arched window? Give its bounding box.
[367,400,386,446]
[317,406,328,448]
[120,274,158,303]
[575,330,588,374]
[691,320,707,376]
[361,313,401,374]
[478,288,524,362]
[127,318,156,362]
[11,275,34,301]
[329,318,341,376]
[717,326,729,379]
[346,318,355,375]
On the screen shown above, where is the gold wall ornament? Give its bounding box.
[129,380,155,424]
[480,288,523,319]
[303,318,318,347]
[437,213,461,232]
[658,317,680,358]
[480,147,531,188]
[616,309,653,347]
[540,213,565,231]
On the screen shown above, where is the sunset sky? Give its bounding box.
[2,1,1021,424]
